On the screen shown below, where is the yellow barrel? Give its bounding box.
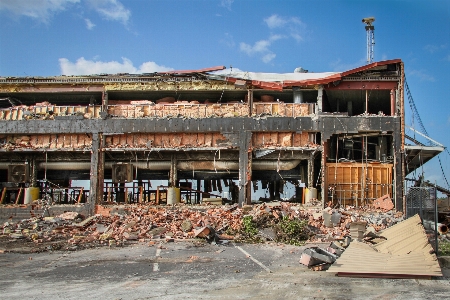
[167,187,181,204]
[24,187,40,204]
[304,187,317,203]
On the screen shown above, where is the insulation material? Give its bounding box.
[104,81,232,92]
[0,134,92,150]
[1,103,308,120]
[0,105,101,120]
[104,133,232,149]
[253,103,310,117]
[252,132,312,148]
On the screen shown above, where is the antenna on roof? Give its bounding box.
[362,17,375,64]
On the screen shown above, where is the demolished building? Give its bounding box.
[0,59,443,218]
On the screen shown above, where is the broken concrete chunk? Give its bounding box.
[373,194,394,211]
[57,212,80,220]
[299,247,337,267]
[349,221,367,240]
[75,216,96,227]
[194,226,212,238]
[181,220,193,232]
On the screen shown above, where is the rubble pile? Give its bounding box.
[0,201,404,252]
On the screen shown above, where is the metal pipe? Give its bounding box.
[438,223,449,235]
[293,87,304,104]
[0,160,301,171]
[390,89,396,116]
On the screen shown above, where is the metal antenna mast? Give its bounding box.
[362,17,375,64]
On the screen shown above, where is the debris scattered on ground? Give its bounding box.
[0,201,405,252]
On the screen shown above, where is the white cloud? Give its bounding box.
[220,33,235,48]
[408,69,435,82]
[59,57,174,75]
[290,32,303,42]
[84,18,95,30]
[264,14,304,29]
[262,53,276,63]
[424,44,446,54]
[138,61,173,73]
[240,40,271,55]
[239,35,285,63]
[86,0,130,25]
[445,54,450,62]
[220,0,234,11]
[264,14,287,29]
[0,0,79,23]
[240,15,305,63]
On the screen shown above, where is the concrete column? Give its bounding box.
[238,131,252,206]
[30,157,37,187]
[307,153,314,188]
[316,85,323,114]
[393,123,403,212]
[89,133,99,214]
[102,91,108,111]
[247,89,253,116]
[100,91,108,119]
[196,179,201,204]
[89,132,104,214]
[169,155,177,187]
[390,89,396,116]
[347,101,353,116]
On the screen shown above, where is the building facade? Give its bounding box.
[0,60,409,214]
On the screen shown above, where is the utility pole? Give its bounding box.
[362,17,375,64]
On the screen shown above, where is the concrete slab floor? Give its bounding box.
[0,242,449,300]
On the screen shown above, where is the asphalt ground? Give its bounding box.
[1,241,449,300]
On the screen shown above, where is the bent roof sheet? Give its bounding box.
[209,59,402,90]
[327,214,442,278]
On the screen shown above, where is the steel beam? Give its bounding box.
[325,81,398,90]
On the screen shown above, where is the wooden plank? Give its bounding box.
[139,186,143,203]
[0,187,7,204]
[15,188,23,205]
[156,186,160,205]
[77,187,84,204]
[337,272,432,280]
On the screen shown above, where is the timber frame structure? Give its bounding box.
[0,59,412,214]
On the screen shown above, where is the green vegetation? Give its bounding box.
[242,215,258,236]
[438,240,450,256]
[274,217,309,246]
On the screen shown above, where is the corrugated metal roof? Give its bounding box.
[374,214,435,255]
[327,214,442,278]
[209,59,402,91]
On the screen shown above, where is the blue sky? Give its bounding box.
[0,0,449,191]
